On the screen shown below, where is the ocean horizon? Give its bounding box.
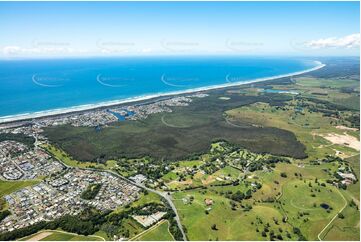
[0,56,323,122]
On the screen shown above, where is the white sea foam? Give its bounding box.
[0,61,325,124]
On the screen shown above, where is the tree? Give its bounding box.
[211,224,218,230]
[231,190,245,202]
[280,172,287,178]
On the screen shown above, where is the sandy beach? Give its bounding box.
[0,61,325,124]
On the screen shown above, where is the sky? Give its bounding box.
[0,1,359,58]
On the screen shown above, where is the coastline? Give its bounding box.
[0,61,325,124]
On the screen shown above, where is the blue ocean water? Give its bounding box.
[0,56,318,118]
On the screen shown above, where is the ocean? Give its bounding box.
[0,56,322,121]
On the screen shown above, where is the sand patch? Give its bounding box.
[336,125,358,131]
[318,132,360,151]
[26,231,52,241]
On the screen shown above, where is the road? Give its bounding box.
[317,188,347,241]
[106,170,188,241]
[51,155,187,241]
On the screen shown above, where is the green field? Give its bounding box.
[134,220,174,241]
[294,77,359,89]
[170,158,359,240]
[0,180,39,198]
[41,232,102,241]
[173,189,296,240]
[120,218,145,238]
[178,160,204,168]
[0,179,40,211]
[322,190,360,241]
[226,100,359,162]
[280,179,346,240]
[42,143,117,169]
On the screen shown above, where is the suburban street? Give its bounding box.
[52,156,187,241]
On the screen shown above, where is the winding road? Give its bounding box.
[108,171,188,241]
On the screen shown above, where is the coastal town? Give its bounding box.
[0,94,208,129]
[0,140,64,180]
[0,94,209,239]
[0,134,143,234]
[0,168,141,233]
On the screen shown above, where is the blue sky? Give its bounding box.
[0,1,359,58]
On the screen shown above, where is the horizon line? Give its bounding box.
[0,54,359,61]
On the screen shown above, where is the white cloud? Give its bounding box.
[305,33,360,49]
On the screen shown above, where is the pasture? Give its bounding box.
[279,179,346,240]
[226,100,359,162]
[172,189,297,240]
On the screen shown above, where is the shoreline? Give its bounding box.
[0,61,325,124]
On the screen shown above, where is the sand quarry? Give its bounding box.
[318,132,360,151]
